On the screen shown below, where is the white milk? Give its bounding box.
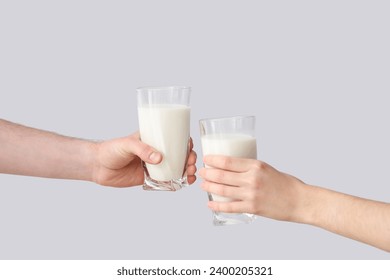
[201,133,257,202]
[138,104,190,181]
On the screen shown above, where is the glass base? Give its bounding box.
[143,174,188,191]
[207,192,256,225]
[212,212,256,226]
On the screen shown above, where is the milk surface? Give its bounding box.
[138,104,190,181]
[201,133,257,202]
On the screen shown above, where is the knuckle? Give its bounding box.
[253,160,266,171]
[215,206,222,213]
[221,157,233,169]
[219,185,229,197]
[254,176,263,188]
[223,203,234,213]
[213,169,225,182]
[189,152,197,165]
[203,168,212,180]
[245,174,261,188]
[186,165,196,175]
[140,146,152,159]
[204,181,213,192]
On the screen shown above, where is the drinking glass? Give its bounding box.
[137,86,191,191]
[199,116,257,225]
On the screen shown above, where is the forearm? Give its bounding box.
[295,183,390,252]
[0,119,97,181]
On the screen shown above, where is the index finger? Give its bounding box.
[203,155,255,172]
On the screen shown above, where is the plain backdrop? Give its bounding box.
[0,0,389,259]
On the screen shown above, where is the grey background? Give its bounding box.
[0,0,389,259]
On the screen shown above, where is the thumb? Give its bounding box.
[127,137,163,164]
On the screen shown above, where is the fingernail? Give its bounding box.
[149,152,161,162]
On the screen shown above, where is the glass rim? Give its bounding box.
[199,115,256,124]
[136,85,191,91]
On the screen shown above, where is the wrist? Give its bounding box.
[87,140,101,184]
[289,181,320,225]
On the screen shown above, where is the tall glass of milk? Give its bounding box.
[199,116,257,225]
[137,86,191,191]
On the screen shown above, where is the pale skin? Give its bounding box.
[3,119,389,253]
[199,155,390,252]
[0,119,197,187]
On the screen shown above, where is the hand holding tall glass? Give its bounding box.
[200,116,258,225]
[137,86,191,191]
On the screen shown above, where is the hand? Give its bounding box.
[93,132,197,187]
[199,155,390,252]
[199,155,303,221]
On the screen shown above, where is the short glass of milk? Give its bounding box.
[137,86,191,191]
[199,116,257,225]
